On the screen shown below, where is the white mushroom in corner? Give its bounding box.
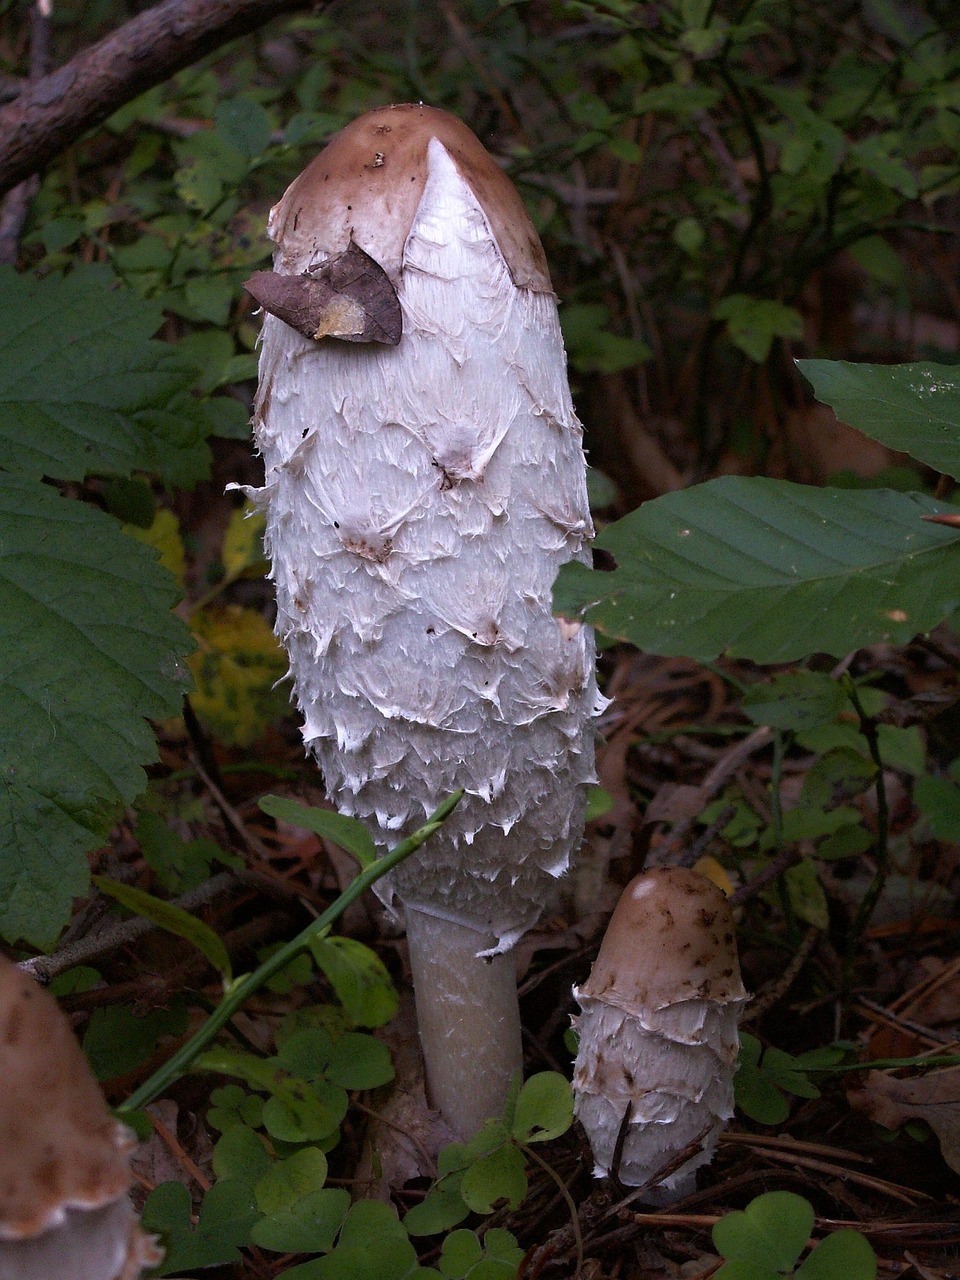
[243,103,603,1137]
[0,956,160,1280]
[572,868,748,1202]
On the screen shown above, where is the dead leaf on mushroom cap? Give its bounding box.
[578,867,748,1016]
[0,956,136,1240]
[245,242,402,347]
[267,102,553,293]
[848,1066,960,1175]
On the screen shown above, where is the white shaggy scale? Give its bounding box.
[248,138,602,952]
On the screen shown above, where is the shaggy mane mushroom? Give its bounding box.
[244,103,603,1136]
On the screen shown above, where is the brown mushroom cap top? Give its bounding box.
[268,103,552,293]
[0,957,135,1239]
[578,868,747,1015]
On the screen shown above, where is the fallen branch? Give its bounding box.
[0,0,323,195]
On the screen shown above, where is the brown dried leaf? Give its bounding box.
[848,1066,960,1173]
[245,242,401,346]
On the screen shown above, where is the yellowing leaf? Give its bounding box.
[693,855,735,897]
[127,507,186,584]
[188,604,288,746]
[222,501,267,581]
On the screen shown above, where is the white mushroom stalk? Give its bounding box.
[244,104,602,1137]
[0,956,160,1280]
[572,868,748,1202]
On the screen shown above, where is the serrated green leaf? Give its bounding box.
[0,265,212,487]
[511,1072,574,1143]
[93,874,232,981]
[798,361,960,480]
[713,1191,814,1271]
[260,794,377,868]
[0,473,192,947]
[460,1144,527,1214]
[796,1230,877,1280]
[311,935,400,1027]
[553,478,960,663]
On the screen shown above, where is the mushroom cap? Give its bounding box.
[577,867,747,1015]
[267,102,552,293]
[0,957,135,1240]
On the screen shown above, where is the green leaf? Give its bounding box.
[781,861,830,930]
[714,295,804,362]
[325,1031,395,1088]
[260,794,378,868]
[93,874,232,982]
[914,773,960,840]
[560,303,651,374]
[460,1143,527,1214]
[256,1145,328,1212]
[207,1083,265,1132]
[734,1032,823,1124]
[0,475,192,946]
[742,672,847,731]
[196,1046,348,1142]
[143,1127,270,1272]
[253,1149,350,1253]
[83,1002,188,1081]
[553,477,960,663]
[440,1229,482,1276]
[798,361,960,481]
[795,1229,877,1280]
[216,96,273,159]
[0,265,212,488]
[253,1186,350,1253]
[404,1186,470,1237]
[713,1191,814,1272]
[311,935,400,1027]
[511,1072,574,1143]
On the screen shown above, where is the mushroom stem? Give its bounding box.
[405,904,523,1136]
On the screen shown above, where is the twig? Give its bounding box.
[18,871,242,982]
[0,0,325,195]
[0,1,52,263]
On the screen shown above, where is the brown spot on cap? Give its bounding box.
[268,103,552,294]
[578,867,748,1016]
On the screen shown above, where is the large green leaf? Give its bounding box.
[553,477,960,663]
[0,473,191,946]
[798,360,960,480]
[0,265,212,488]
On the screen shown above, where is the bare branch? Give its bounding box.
[0,0,323,196]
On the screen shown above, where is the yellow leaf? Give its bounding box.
[188,604,288,746]
[126,508,186,584]
[223,501,267,581]
[692,855,735,897]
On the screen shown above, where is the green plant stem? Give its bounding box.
[119,790,463,1113]
[807,1052,960,1075]
[841,678,889,982]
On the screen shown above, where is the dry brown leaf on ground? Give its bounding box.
[848,1067,960,1174]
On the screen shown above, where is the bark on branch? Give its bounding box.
[0,0,322,196]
